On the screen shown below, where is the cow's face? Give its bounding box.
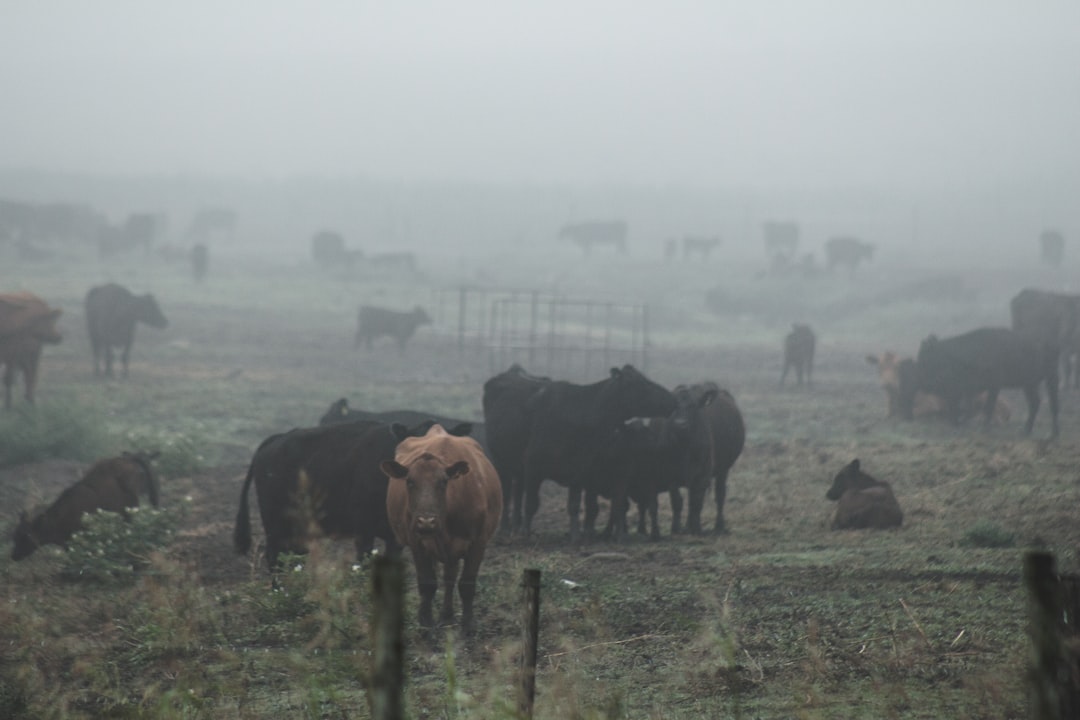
[138,295,169,329]
[604,365,676,420]
[671,384,718,434]
[11,512,39,561]
[382,455,469,536]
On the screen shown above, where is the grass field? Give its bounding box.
[1,241,1077,718]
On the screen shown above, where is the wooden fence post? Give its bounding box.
[518,568,542,719]
[1026,551,1063,720]
[371,556,405,720]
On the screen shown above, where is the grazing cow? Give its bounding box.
[826,459,902,530]
[318,397,486,450]
[866,352,1011,422]
[1040,230,1065,266]
[189,243,209,282]
[521,365,675,541]
[676,383,745,535]
[682,235,721,261]
[382,424,502,633]
[0,292,62,408]
[354,305,431,351]
[825,236,875,273]
[12,451,160,560]
[559,221,628,255]
[85,283,168,378]
[1010,287,1080,386]
[780,323,815,387]
[311,230,346,266]
[481,364,551,532]
[915,327,1058,437]
[234,421,427,570]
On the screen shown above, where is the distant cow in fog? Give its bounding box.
[780,324,815,386]
[311,230,346,267]
[826,459,902,530]
[189,243,209,282]
[560,221,628,255]
[915,327,1058,437]
[354,305,431,351]
[866,352,1011,423]
[0,292,62,408]
[682,236,721,261]
[825,236,874,273]
[1040,230,1065,266]
[85,283,168,378]
[12,451,160,560]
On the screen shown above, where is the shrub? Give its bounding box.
[962,521,1015,549]
[122,427,207,479]
[0,401,110,467]
[60,500,188,584]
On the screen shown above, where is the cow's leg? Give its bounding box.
[353,535,374,560]
[413,550,438,630]
[583,490,600,538]
[103,345,114,378]
[523,473,542,536]
[21,356,38,405]
[1020,385,1041,436]
[3,364,15,409]
[795,364,804,386]
[1047,377,1060,438]
[669,488,684,534]
[567,485,582,543]
[512,471,526,534]
[636,501,647,535]
[687,479,707,535]
[713,472,729,535]
[779,363,788,387]
[440,558,460,626]
[121,341,133,378]
[458,543,486,635]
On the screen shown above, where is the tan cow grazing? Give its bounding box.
[866,352,1010,423]
[12,451,160,560]
[381,424,502,634]
[826,459,902,530]
[0,292,63,408]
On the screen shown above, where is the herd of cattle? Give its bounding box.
[4,282,1079,635]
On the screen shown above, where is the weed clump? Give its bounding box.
[60,500,187,584]
[0,401,110,467]
[962,521,1015,549]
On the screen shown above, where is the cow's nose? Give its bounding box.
[415,515,438,533]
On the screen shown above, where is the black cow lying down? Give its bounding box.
[913,327,1059,437]
[234,419,475,570]
[319,397,486,451]
[826,459,903,530]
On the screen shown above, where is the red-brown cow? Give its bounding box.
[0,292,62,408]
[381,424,502,634]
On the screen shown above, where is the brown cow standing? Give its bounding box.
[12,451,160,560]
[0,292,63,408]
[826,459,902,530]
[780,323,815,386]
[381,424,502,634]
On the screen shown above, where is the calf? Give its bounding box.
[354,305,431,351]
[234,421,422,570]
[826,459,902,530]
[12,452,160,560]
[85,283,168,378]
[382,424,502,633]
[780,323,815,387]
[0,292,63,408]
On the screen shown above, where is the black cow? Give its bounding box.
[914,327,1059,437]
[559,221,628,255]
[481,364,551,532]
[1010,288,1080,386]
[84,283,168,378]
[234,421,411,570]
[825,236,874,273]
[521,365,675,542]
[318,397,485,450]
[780,324,815,387]
[354,305,431,351]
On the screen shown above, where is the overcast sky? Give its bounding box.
[2,1,1078,191]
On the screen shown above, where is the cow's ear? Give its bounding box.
[609,367,622,379]
[697,388,719,407]
[447,422,473,438]
[381,460,409,479]
[866,355,879,365]
[850,459,860,472]
[446,460,470,480]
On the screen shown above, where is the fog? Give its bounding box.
[2,1,1079,262]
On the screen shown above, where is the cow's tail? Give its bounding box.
[234,463,257,556]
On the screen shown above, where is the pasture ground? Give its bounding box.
[1,244,1078,718]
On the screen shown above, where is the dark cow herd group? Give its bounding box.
[5,283,1076,637]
